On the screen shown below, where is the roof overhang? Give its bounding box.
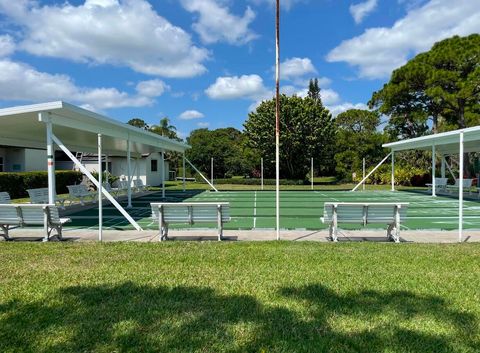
[0,101,190,156]
[383,125,480,154]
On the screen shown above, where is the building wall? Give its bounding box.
[24,149,47,171]
[0,147,5,172]
[5,148,25,172]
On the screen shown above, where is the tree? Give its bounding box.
[186,128,255,179]
[308,78,321,103]
[244,94,335,179]
[127,118,149,130]
[370,34,480,137]
[334,109,386,180]
[150,117,180,140]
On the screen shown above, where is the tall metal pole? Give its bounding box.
[43,115,56,204]
[182,152,186,192]
[275,0,280,240]
[211,157,214,186]
[391,151,395,191]
[362,158,366,191]
[261,157,264,190]
[126,138,132,208]
[311,157,314,190]
[432,144,436,197]
[98,134,103,241]
[459,132,464,242]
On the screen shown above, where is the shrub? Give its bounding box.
[206,178,307,186]
[0,171,83,199]
[352,165,430,186]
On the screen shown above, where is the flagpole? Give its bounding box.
[275,0,280,240]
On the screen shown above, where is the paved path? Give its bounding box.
[3,228,480,243]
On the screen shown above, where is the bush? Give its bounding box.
[206,178,307,186]
[352,165,430,186]
[0,171,83,199]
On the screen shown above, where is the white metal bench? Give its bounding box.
[0,192,11,204]
[133,179,150,193]
[0,204,71,241]
[176,177,196,182]
[321,202,409,243]
[27,188,67,209]
[103,182,121,197]
[151,202,231,241]
[67,184,97,205]
[446,179,474,193]
[426,177,448,193]
[117,180,131,194]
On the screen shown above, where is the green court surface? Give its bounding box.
[66,189,480,231]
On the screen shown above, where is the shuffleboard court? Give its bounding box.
[65,189,480,231]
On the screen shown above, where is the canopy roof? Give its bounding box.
[0,101,189,156]
[383,125,480,154]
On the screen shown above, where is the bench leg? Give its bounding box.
[329,223,338,242]
[387,222,400,243]
[0,225,11,240]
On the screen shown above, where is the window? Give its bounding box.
[151,159,158,172]
[0,157,3,172]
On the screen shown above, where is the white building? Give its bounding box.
[0,147,47,172]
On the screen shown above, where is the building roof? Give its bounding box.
[383,125,480,154]
[0,101,189,156]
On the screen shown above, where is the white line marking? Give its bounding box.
[253,191,257,229]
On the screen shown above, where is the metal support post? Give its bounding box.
[162,150,165,199]
[459,133,464,242]
[98,134,103,241]
[432,144,436,197]
[127,139,132,208]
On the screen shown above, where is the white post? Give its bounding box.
[42,114,56,204]
[211,157,214,185]
[136,157,140,185]
[261,158,264,190]
[162,150,165,199]
[362,158,366,192]
[275,0,280,241]
[311,157,314,191]
[185,158,219,192]
[441,155,446,179]
[98,134,103,241]
[391,151,395,191]
[182,152,186,192]
[432,144,436,197]
[127,139,132,208]
[459,132,464,242]
[105,154,109,184]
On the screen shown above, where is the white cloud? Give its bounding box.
[0,59,157,110]
[0,0,209,78]
[205,74,269,100]
[350,0,378,24]
[135,79,169,97]
[181,0,257,45]
[327,102,368,117]
[179,110,205,120]
[0,35,15,57]
[328,0,480,79]
[197,122,210,128]
[280,57,317,81]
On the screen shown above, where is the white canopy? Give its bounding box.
[0,101,189,156]
[383,125,480,154]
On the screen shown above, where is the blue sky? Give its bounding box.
[0,0,478,139]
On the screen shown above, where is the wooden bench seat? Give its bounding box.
[321,202,409,242]
[0,204,71,241]
[151,202,230,241]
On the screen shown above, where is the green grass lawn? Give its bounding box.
[1,242,479,352]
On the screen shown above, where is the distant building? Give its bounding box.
[0,147,169,186]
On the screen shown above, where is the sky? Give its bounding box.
[0,0,479,140]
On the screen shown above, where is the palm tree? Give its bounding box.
[150,117,178,140]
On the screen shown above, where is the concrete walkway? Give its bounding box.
[2,228,480,243]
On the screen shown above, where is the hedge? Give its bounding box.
[0,171,83,199]
[204,178,308,186]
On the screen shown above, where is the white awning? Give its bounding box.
[0,101,189,156]
[383,125,480,154]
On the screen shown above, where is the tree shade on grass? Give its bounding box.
[0,242,479,352]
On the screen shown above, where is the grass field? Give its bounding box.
[0,242,479,352]
[66,189,480,231]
